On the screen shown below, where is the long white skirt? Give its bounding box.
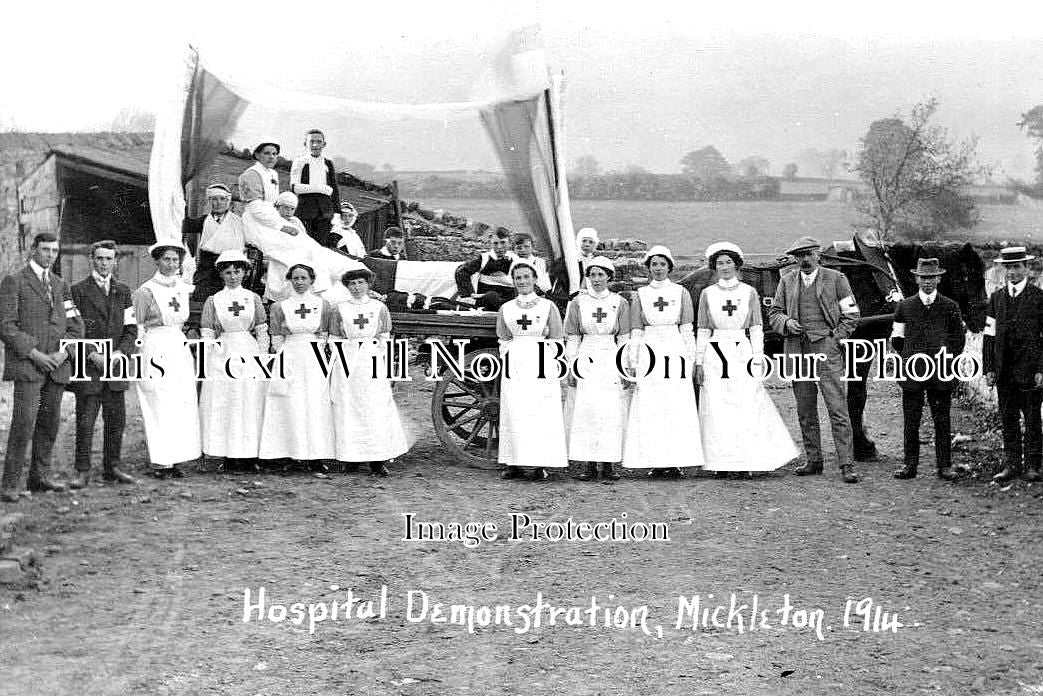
[330,338,410,462]
[567,334,627,462]
[622,324,703,469]
[699,329,799,471]
[199,330,267,458]
[136,326,201,467]
[258,334,336,460]
[498,336,568,468]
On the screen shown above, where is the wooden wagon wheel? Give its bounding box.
[431,348,501,469]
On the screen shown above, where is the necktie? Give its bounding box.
[42,270,53,308]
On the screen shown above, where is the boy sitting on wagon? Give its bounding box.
[454,226,519,309]
[368,226,408,261]
[511,232,552,294]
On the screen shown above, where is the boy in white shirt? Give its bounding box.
[290,129,340,248]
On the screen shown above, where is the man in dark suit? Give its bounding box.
[68,240,137,489]
[983,246,1043,483]
[0,232,84,502]
[890,258,966,481]
[768,236,862,483]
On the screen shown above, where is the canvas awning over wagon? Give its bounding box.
[149,39,579,295]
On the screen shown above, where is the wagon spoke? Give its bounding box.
[442,398,481,410]
[448,410,481,429]
[463,414,488,450]
[450,380,484,400]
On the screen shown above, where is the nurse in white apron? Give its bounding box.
[198,249,270,470]
[132,241,201,476]
[564,256,630,482]
[496,261,568,482]
[622,245,704,477]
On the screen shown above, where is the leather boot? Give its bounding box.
[105,468,136,484]
[531,467,549,482]
[68,472,90,489]
[893,463,917,479]
[794,460,823,476]
[369,462,390,477]
[28,477,68,493]
[500,466,524,480]
[841,465,860,484]
[575,462,598,481]
[937,467,959,481]
[1023,466,1042,483]
[992,467,1018,484]
[602,462,621,481]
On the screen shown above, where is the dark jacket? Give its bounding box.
[367,248,403,261]
[292,158,340,220]
[983,283,1043,386]
[0,265,84,383]
[70,276,137,393]
[891,293,965,391]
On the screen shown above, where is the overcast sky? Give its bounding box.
[3,0,1042,179]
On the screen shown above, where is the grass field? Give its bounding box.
[418,198,1043,259]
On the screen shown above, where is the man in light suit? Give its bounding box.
[0,232,84,502]
[68,240,137,489]
[768,236,861,483]
[890,258,966,481]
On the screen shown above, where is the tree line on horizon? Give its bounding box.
[95,100,1043,243]
[401,98,1043,243]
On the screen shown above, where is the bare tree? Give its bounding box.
[854,98,986,241]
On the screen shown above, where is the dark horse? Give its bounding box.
[677,238,987,461]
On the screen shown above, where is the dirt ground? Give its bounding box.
[0,370,1041,696]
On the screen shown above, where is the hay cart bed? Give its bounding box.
[391,311,503,469]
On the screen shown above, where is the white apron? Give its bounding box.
[258,293,336,460]
[566,292,628,462]
[498,298,568,468]
[135,281,201,467]
[329,298,410,462]
[199,288,267,458]
[623,282,704,469]
[699,283,799,471]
